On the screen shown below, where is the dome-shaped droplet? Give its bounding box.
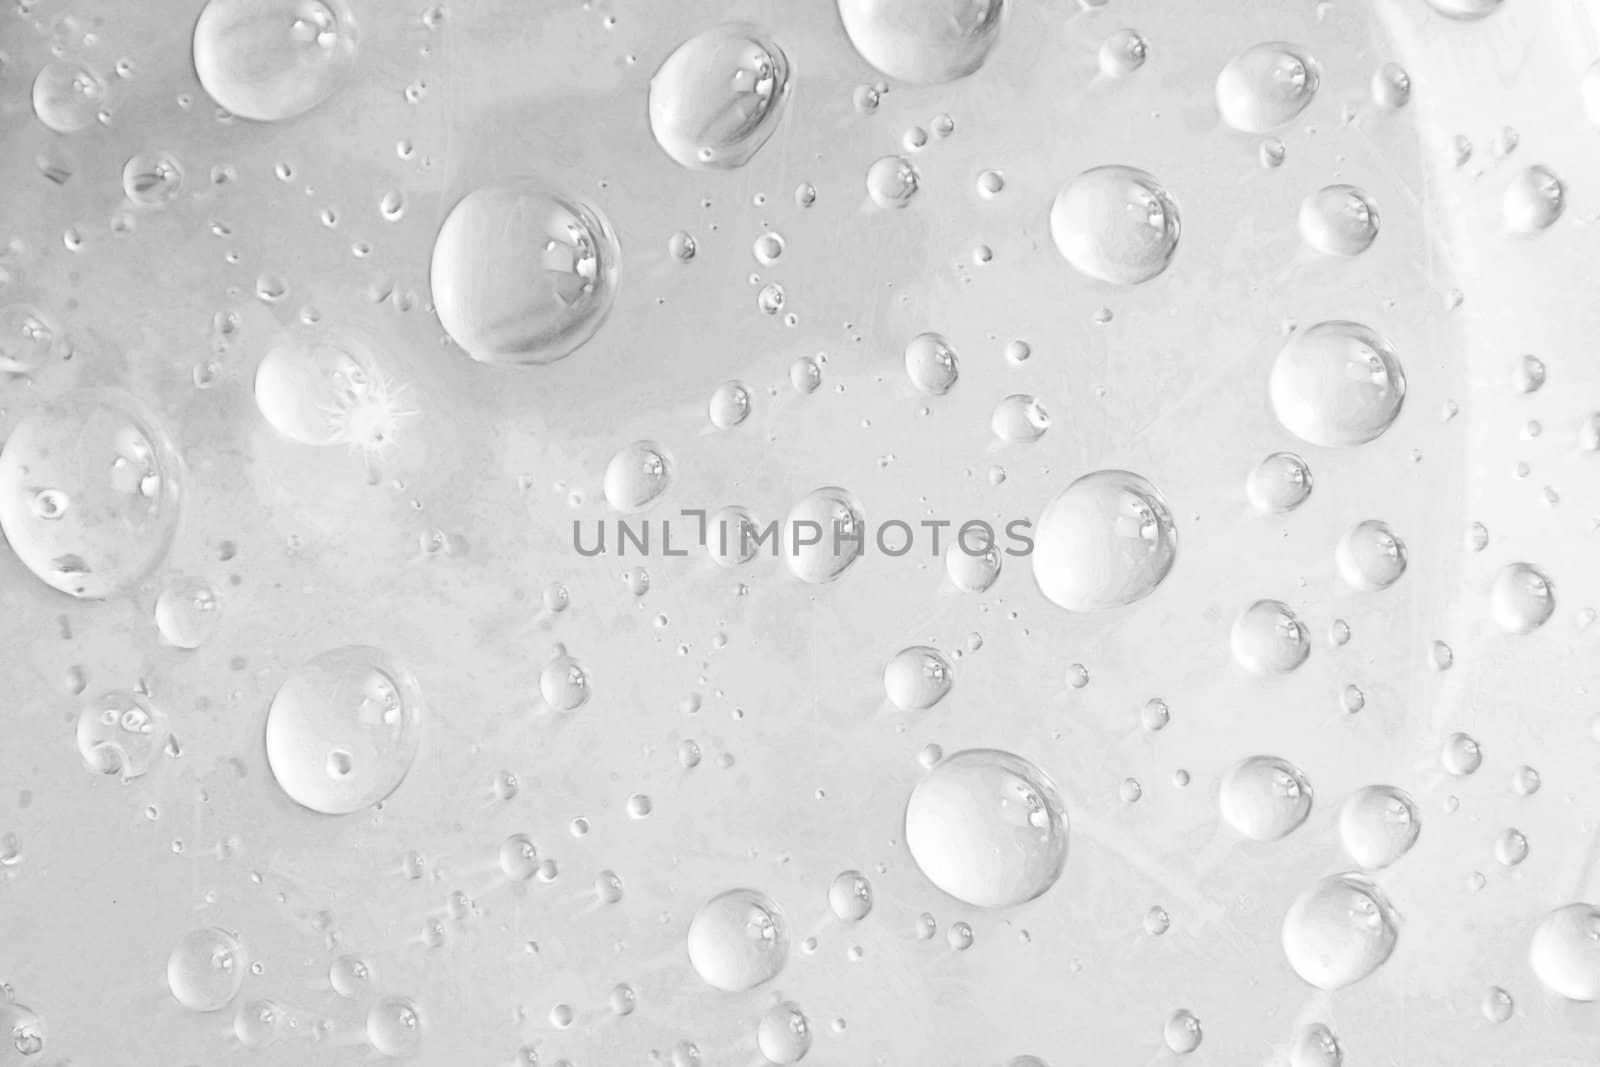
[1426,0,1504,19]
[883,645,954,710]
[1098,29,1147,77]
[330,954,374,999]
[265,646,423,815]
[1490,562,1554,634]
[32,62,104,133]
[0,304,62,375]
[1299,185,1379,256]
[1338,785,1420,870]
[1503,165,1564,233]
[866,155,921,209]
[0,1002,45,1058]
[709,381,751,429]
[367,995,424,1057]
[649,26,791,169]
[904,332,959,395]
[686,888,790,991]
[430,181,621,366]
[904,748,1068,909]
[254,333,386,446]
[1269,321,1406,447]
[1216,43,1321,133]
[991,395,1050,444]
[757,1001,812,1064]
[0,389,184,599]
[1281,873,1399,990]
[837,0,1006,84]
[193,0,358,122]
[1532,904,1600,1000]
[168,927,247,1011]
[1231,599,1310,674]
[946,539,1002,592]
[603,440,673,513]
[828,870,874,921]
[1032,470,1177,612]
[1371,63,1410,109]
[1246,452,1313,513]
[1219,755,1313,842]
[155,575,221,649]
[1440,731,1482,776]
[77,690,168,779]
[1336,520,1407,591]
[784,487,865,583]
[1049,166,1180,285]
[1289,1023,1343,1067]
[1163,1009,1203,1054]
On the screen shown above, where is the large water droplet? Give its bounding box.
[265,646,423,815]
[1299,185,1380,256]
[603,440,673,513]
[1269,321,1406,447]
[254,333,388,446]
[686,888,790,991]
[836,0,1006,84]
[828,870,874,921]
[77,691,168,779]
[784,487,865,583]
[1338,785,1420,870]
[32,62,104,133]
[1049,166,1180,285]
[1216,43,1321,133]
[904,332,959,395]
[756,1001,812,1064]
[883,645,954,710]
[866,155,921,209]
[904,748,1068,909]
[430,182,621,366]
[0,1002,45,1058]
[1281,873,1399,990]
[168,927,246,1011]
[1336,519,1407,591]
[1246,452,1312,513]
[648,26,791,169]
[1231,599,1310,674]
[193,0,358,121]
[1490,562,1555,634]
[367,995,424,1057]
[1219,756,1313,841]
[0,389,184,598]
[1532,904,1600,1000]
[1032,470,1177,612]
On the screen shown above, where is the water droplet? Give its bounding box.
[784,486,865,583]
[1281,873,1399,990]
[1491,562,1555,634]
[193,0,357,121]
[905,748,1068,908]
[603,440,672,512]
[265,646,423,815]
[1289,1023,1343,1067]
[367,995,423,1057]
[1164,1009,1203,1054]
[76,691,167,779]
[1220,756,1313,841]
[828,870,873,921]
[837,0,1005,84]
[168,927,246,1011]
[0,304,63,375]
[1441,732,1482,776]
[122,151,184,206]
[1232,599,1310,674]
[539,652,590,711]
[0,1002,44,1058]
[904,332,959,395]
[32,62,104,133]
[1495,828,1529,867]
[430,181,621,365]
[155,575,221,649]
[1338,785,1419,870]
[1503,165,1564,233]
[1049,166,1180,285]
[991,395,1050,443]
[866,155,920,209]
[0,389,183,598]
[1299,185,1379,256]
[1216,43,1320,133]
[1336,520,1407,591]
[686,888,789,991]
[947,921,975,950]
[1426,0,1504,18]
[1033,470,1177,613]
[1513,765,1541,796]
[1247,452,1313,513]
[330,954,374,998]
[1531,903,1600,1000]
[883,645,954,710]
[1269,321,1406,447]
[234,999,283,1048]
[1098,29,1147,77]
[946,539,1002,592]
[757,1001,812,1064]
[649,26,791,169]
[1371,63,1410,109]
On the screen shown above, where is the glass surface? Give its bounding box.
[2,0,1599,1063]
